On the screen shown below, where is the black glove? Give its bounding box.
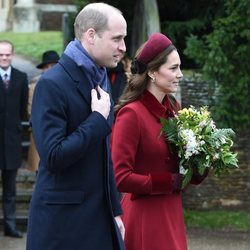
[172,173,183,193]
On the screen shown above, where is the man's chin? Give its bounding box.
[108,61,119,68]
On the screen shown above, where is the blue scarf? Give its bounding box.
[64,39,108,91]
[65,40,113,169]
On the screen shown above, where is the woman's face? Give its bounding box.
[149,50,183,96]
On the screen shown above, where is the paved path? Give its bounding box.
[12,54,41,83]
[1,233,26,250]
[1,229,249,250]
[187,228,249,250]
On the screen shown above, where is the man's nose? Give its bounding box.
[119,39,126,53]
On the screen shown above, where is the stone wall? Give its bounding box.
[0,0,77,32]
[40,11,63,31]
[180,73,250,211]
[37,0,76,31]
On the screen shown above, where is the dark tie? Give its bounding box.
[3,73,9,89]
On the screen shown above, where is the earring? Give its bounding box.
[151,77,155,83]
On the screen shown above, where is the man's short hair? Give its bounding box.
[74,3,122,40]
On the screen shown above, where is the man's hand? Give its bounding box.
[91,85,110,119]
[115,216,125,240]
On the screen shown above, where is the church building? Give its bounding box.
[0,0,76,32]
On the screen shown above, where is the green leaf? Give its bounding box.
[182,167,193,189]
[160,117,178,144]
[221,152,238,166]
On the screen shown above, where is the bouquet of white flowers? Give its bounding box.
[161,106,238,188]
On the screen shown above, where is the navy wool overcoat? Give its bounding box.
[26,54,124,250]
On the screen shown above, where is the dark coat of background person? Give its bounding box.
[107,61,127,104]
[26,54,124,250]
[26,50,60,172]
[0,65,28,238]
[0,67,28,169]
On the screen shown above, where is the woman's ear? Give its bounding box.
[147,71,156,81]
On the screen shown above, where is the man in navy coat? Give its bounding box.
[26,3,127,250]
[0,40,28,238]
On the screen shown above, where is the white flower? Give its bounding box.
[199,120,207,128]
[213,153,220,160]
[179,129,194,141]
[220,136,226,144]
[179,129,200,159]
[185,139,200,159]
[210,120,216,130]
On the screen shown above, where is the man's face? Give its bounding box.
[92,13,127,68]
[0,43,14,70]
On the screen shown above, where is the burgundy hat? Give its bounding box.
[138,32,172,64]
[131,33,172,74]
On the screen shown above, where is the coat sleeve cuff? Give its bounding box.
[150,173,173,194]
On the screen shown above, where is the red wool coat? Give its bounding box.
[112,90,188,250]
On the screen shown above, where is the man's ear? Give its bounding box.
[85,28,96,45]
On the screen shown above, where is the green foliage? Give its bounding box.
[162,19,206,46]
[159,0,224,68]
[161,106,238,189]
[184,0,250,130]
[74,0,90,11]
[182,167,193,189]
[160,117,178,144]
[184,209,250,231]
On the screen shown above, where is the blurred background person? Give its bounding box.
[27,50,59,172]
[0,40,28,238]
[107,54,131,104]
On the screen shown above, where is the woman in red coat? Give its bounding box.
[111,33,207,250]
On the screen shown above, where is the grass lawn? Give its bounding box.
[184,209,250,232]
[0,31,64,63]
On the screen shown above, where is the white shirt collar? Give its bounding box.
[0,66,11,80]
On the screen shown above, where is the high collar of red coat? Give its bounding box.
[140,90,175,120]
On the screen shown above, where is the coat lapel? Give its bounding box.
[8,67,17,92]
[140,90,176,120]
[59,53,114,117]
[1,67,15,93]
[59,53,92,105]
[0,78,4,90]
